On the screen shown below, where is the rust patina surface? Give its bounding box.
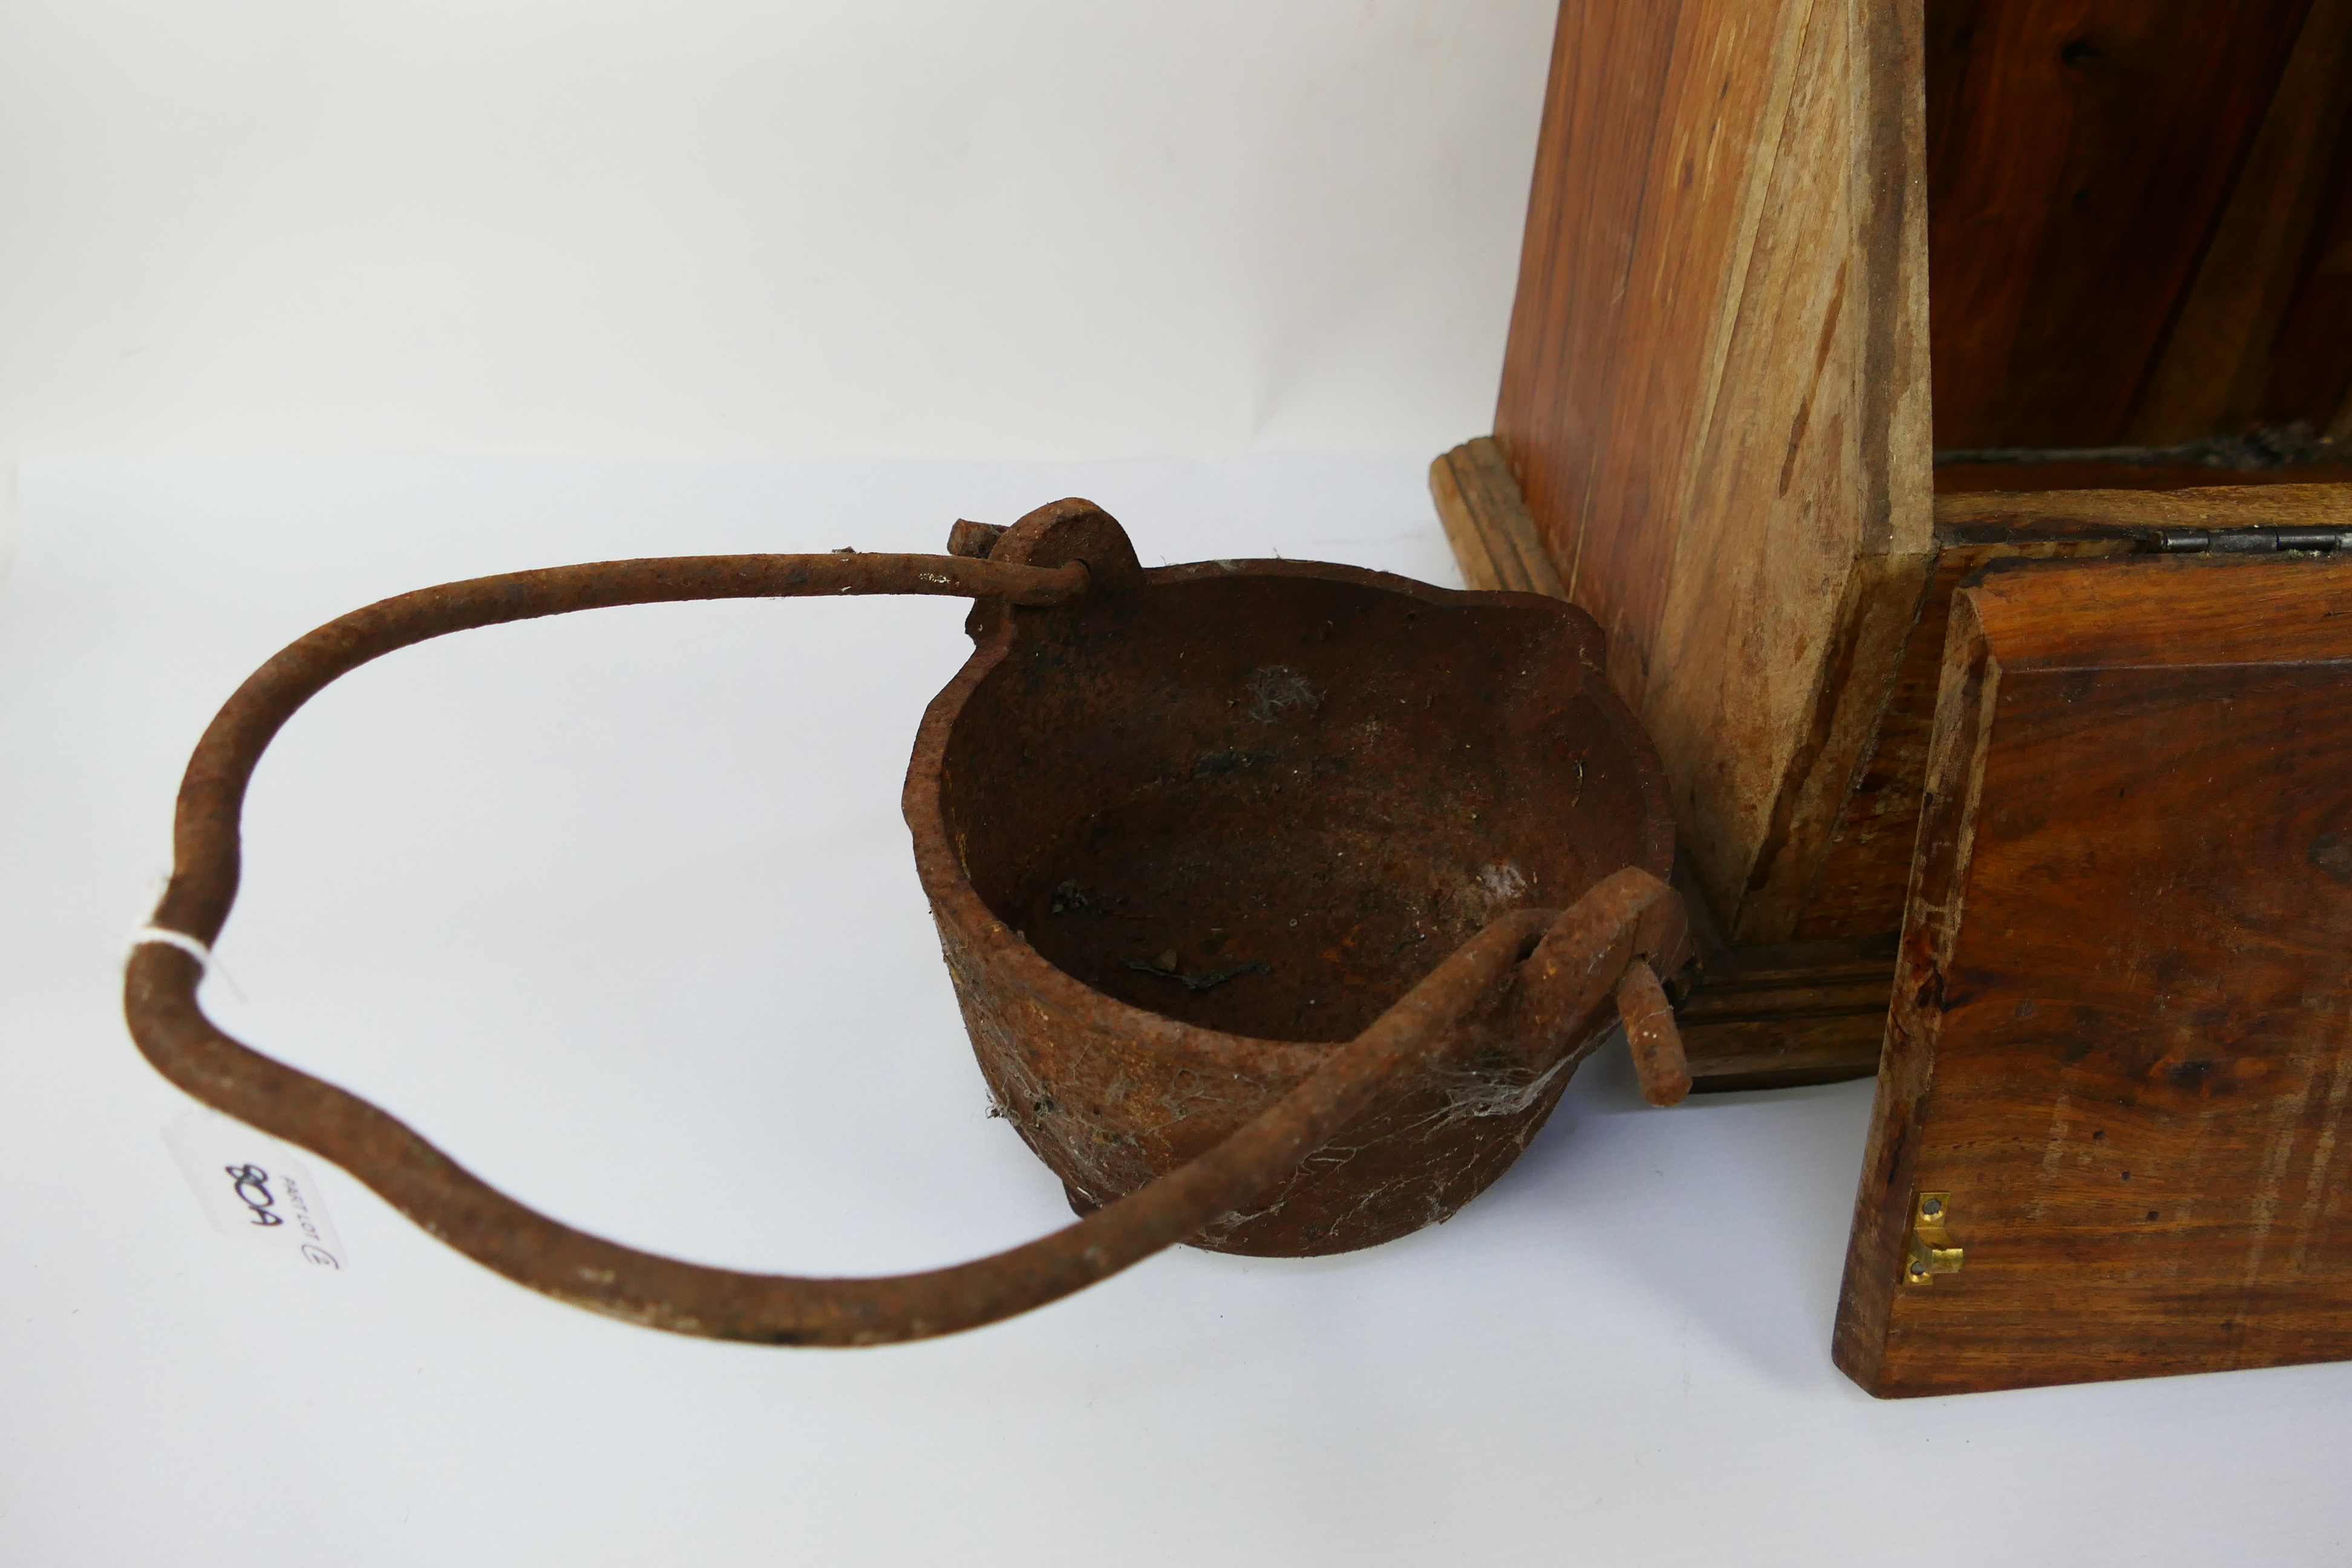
[915,501,1679,1254]
[125,500,1684,1343]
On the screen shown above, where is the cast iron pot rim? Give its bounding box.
[900,554,1670,1083]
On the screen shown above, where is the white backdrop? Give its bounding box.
[13,8,2352,1565]
[0,0,1552,484]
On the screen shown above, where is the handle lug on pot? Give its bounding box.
[947,518,1007,558]
[1617,959,1689,1106]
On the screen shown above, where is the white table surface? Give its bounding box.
[5,454,2347,1567]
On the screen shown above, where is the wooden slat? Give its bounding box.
[1457,439,1566,598]
[1935,481,2352,535]
[1429,448,1506,592]
[1429,439,1570,598]
[1835,554,2352,1396]
[1677,944,1893,1088]
[1681,1014,1892,1089]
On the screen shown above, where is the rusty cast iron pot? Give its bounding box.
[915,501,1680,1255]
[126,498,1687,1345]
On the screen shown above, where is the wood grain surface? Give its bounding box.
[1935,461,2352,494]
[1672,855,1890,1087]
[1935,481,2352,535]
[2268,102,2352,435]
[1432,457,1902,1091]
[1835,554,2352,1396]
[2128,0,2352,443]
[1924,0,2314,449]
[1495,0,1933,946]
[1429,439,1567,597]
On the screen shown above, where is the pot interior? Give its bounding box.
[941,567,1669,1044]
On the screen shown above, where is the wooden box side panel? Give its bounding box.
[1495,0,1933,944]
[1837,556,2352,1397]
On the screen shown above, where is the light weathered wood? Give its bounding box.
[1835,554,2352,1396]
[1429,448,1506,592]
[2129,0,2352,442]
[1495,0,1933,946]
[1429,439,1567,598]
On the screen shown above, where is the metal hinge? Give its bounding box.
[2155,526,2352,555]
[1903,1191,1964,1285]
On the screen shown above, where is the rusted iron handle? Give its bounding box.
[146,550,1085,950]
[121,548,1587,1346]
[128,905,1546,1345]
[1616,961,1690,1106]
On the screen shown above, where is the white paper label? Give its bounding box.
[164,1108,351,1272]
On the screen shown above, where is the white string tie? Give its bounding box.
[128,926,246,1000]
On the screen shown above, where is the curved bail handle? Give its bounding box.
[126,894,1560,1348]
[122,512,1694,1345]
[117,511,1553,1347]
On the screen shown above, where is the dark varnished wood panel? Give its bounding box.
[1936,461,2352,494]
[2130,0,2352,442]
[1837,555,2352,1396]
[1926,0,2313,448]
[2267,102,2352,428]
[1790,491,2344,947]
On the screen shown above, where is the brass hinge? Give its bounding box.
[1903,1191,1964,1285]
